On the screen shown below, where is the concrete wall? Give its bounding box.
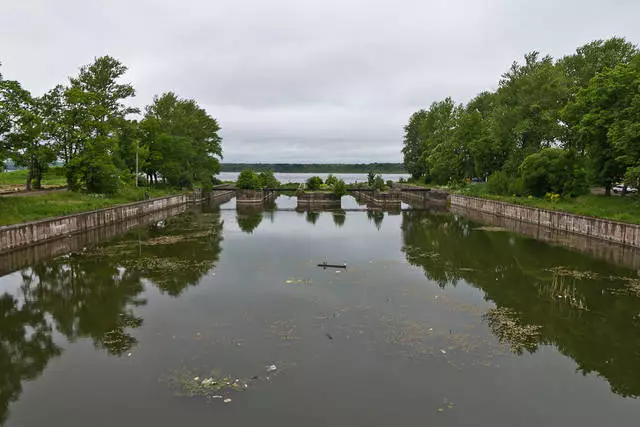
[351,190,401,210]
[0,194,189,253]
[297,192,341,209]
[0,204,189,276]
[449,205,640,271]
[449,194,640,248]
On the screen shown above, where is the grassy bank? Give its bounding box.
[456,184,640,225]
[0,187,182,226]
[0,168,67,189]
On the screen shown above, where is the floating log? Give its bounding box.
[317,262,347,269]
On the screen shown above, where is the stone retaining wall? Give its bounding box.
[0,194,189,253]
[449,194,640,248]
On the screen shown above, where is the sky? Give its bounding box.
[1,0,639,163]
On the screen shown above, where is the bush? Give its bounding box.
[386,180,393,188]
[373,175,386,191]
[258,170,279,188]
[236,170,261,190]
[333,179,347,197]
[306,176,323,191]
[519,148,588,197]
[325,174,338,187]
[367,171,376,187]
[487,170,511,195]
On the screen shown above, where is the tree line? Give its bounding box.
[220,163,406,174]
[402,37,640,197]
[0,56,222,193]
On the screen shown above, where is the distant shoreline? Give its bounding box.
[220,163,407,174]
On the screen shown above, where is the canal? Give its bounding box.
[1,195,639,426]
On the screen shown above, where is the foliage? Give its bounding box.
[258,170,279,188]
[373,174,386,191]
[236,170,261,190]
[332,178,347,197]
[519,148,588,197]
[325,174,338,187]
[486,171,510,195]
[367,171,376,187]
[0,56,223,193]
[402,37,639,196]
[306,176,323,191]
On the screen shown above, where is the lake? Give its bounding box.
[217,172,409,184]
[1,195,640,426]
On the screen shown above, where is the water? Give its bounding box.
[217,172,409,184]
[1,196,640,426]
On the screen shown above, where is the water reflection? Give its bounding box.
[236,205,263,234]
[332,210,346,227]
[0,207,224,423]
[401,210,640,397]
[367,210,384,230]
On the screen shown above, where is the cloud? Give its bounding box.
[1,0,639,162]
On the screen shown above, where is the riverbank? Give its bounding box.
[450,194,640,248]
[0,187,181,226]
[454,184,640,225]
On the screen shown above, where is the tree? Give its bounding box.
[0,81,55,190]
[332,178,347,197]
[519,148,587,197]
[64,56,138,192]
[236,169,261,190]
[141,92,221,187]
[564,53,640,195]
[402,110,428,179]
[325,174,338,187]
[306,176,323,191]
[258,170,279,188]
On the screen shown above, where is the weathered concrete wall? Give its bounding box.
[394,186,448,207]
[0,204,189,277]
[297,192,341,209]
[449,205,640,271]
[351,190,401,210]
[449,194,640,248]
[0,194,189,253]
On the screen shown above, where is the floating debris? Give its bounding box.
[266,364,278,373]
[285,278,311,285]
[162,369,245,399]
[224,398,232,404]
[483,307,542,354]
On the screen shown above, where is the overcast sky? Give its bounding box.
[1,0,639,163]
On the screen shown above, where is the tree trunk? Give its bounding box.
[26,168,33,191]
[605,184,611,196]
[33,166,43,190]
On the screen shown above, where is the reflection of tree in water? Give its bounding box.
[0,208,225,423]
[332,210,346,227]
[0,294,61,425]
[306,211,320,225]
[367,210,384,230]
[236,207,263,234]
[401,210,640,397]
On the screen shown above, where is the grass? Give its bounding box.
[0,187,182,226]
[0,167,67,189]
[456,183,640,225]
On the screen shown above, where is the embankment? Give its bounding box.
[449,194,640,249]
[0,194,190,253]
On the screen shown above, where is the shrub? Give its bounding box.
[367,171,376,187]
[258,170,279,188]
[519,148,588,197]
[333,179,347,197]
[237,170,261,190]
[373,175,386,191]
[487,170,511,195]
[306,176,323,191]
[325,174,338,187]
